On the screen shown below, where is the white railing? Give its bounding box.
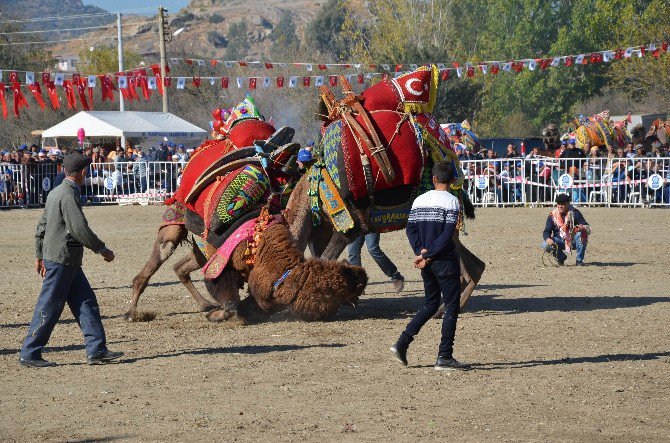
[1,157,668,209]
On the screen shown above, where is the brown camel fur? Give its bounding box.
[130,221,367,323]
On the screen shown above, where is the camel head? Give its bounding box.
[542,123,561,150]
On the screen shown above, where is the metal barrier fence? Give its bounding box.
[1,157,669,209]
[461,157,670,207]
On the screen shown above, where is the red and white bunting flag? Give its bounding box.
[264,62,273,69]
[249,78,257,89]
[329,75,337,86]
[193,76,201,87]
[479,64,488,75]
[238,61,248,67]
[490,63,499,75]
[210,60,218,67]
[466,65,475,77]
[28,82,46,110]
[277,77,284,88]
[357,73,364,84]
[564,56,574,67]
[0,82,7,119]
[318,64,327,70]
[440,69,449,80]
[12,82,29,117]
[221,77,229,88]
[303,76,311,87]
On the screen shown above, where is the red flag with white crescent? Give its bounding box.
[12,82,29,117]
[0,83,7,119]
[28,82,46,110]
[45,81,60,109]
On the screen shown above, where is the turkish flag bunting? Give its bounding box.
[9,72,18,84]
[663,41,669,52]
[99,76,114,102]
[277,77,284,88]
[164,77,172,87]
[139,76,150,100]
[185,59,193,65]
[150,64,164,95]
[221,77,229,88]
[76,78,91,110]
[490,64,499,75]
[357,73,364,84]
[193,76,201,87]
[128,77,140,101]
[72,73,80,85]
[264,62,273,69]
[395,64,403,72]
[238,61,248,67]
[45,81,59,109]
[210,59,218,67]
[564,56,574,67]
[42,72,50,84]
[329,76,337,86]
[466,66,475,77]
[12,82,29,117]
[318,64,327,70]
[614,49,623,60]
[440,69,449,81]
[640,45,646,56]
[249,78,257,89]
[652,48,661,58]
[0,83,7,119]
[28,82,46,110]
[539,58,550,70]
[303,76,310,87]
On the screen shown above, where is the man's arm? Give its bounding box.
[421,209,458,259]
[574,210,589,227]
[60,195,107,253]
[405,218,423,256]
[543,214,553,240]
[34,209,47,259]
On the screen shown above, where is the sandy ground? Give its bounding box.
[1,205,669,442]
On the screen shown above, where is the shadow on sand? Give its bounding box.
[471,350,670,370]
[465,294,670,314]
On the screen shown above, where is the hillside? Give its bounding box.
[38,0,324,63]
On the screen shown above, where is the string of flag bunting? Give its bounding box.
[0,41,667,119]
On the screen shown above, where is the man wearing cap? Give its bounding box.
[19,153,122,368]
[541,193,590,266]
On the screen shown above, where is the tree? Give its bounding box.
[306,0,350,61]
[268,11,300,55]
[78,46,141,74]
[225,21,250,60]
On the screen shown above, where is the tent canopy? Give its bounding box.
[41,111,207,140]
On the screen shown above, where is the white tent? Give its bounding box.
[41,111,207,141]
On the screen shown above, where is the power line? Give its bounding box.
[0,36,118,46]
[0,25,117,35]
[0,7,156,24]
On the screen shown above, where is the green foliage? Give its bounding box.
[225,21,250,60]
[78,46,142,74]
[268,11,300,54]
[209,13,224,24]
[306,0,350,61]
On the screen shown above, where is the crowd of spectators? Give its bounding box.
[454,140,670,205]
[1,141,196,207]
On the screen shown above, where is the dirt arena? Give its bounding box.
[1,205,669,441]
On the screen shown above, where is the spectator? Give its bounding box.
[505,144,519,158]
[133,147,148,193]
[525,147,541,160]
[625,144,636,159]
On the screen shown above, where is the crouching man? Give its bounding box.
[542,193,590,266]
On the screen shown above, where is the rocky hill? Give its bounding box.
[36,0,324,62]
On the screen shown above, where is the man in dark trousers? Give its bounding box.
[19,153,123,368]
[390,161,469,371]
[542,193,590,266]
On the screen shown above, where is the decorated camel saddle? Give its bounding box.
[442,120,482,152]
[163,94,301,248]
[573,110,632,151]
[311,65,465,232]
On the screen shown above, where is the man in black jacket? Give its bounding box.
[542,193,590,266]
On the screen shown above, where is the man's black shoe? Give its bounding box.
[389,346,408,367]
[19,357,56,368]
[87,350,124,365]
[557,259,565,266]
[575,261,585,266]
[434,356,470,371]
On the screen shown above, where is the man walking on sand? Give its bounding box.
[390,161,469,371]
[19,153,123,368]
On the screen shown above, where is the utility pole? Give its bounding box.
[117,12,126,149]
[158,6,169,113]
[117,12,125,112]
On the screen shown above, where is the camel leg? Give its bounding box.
[173,252,219,312]
[432,241,486,318]
[204,267,245,322]
[319,231,353,261]
[127,224,186,320]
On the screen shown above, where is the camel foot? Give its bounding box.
[205,307,245,324]
[125,309,157,322]
[432,304,446,319]
[199,302,220,313]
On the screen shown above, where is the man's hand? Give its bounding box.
[35,258,46,278]
[101,249,115,262]
[545,238,554,246]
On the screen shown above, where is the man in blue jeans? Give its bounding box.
[541,193,590,266]
[19,153,123,368]
[390,161,469,371]
[348,233,404,293]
